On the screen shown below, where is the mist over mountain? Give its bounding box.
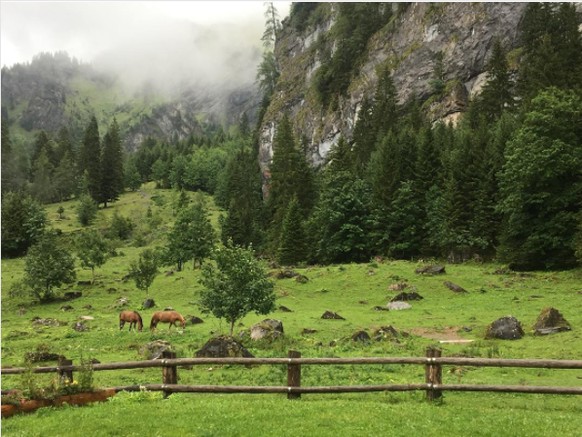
[1,9,266,149]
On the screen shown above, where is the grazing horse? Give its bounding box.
[119,310,143,332]
[150,311,186,331]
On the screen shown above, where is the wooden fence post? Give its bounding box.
[287,350,301,400]
[57,357,73,384]
[425,347,443,401]
[161,351,177,399]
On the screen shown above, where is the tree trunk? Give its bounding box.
[230,320,235,337]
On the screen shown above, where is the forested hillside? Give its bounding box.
[1,2,581,272]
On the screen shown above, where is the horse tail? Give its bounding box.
[136,311,143,331]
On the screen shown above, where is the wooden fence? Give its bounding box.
[2,347,582,400]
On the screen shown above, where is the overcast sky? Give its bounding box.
[1,1,292,68]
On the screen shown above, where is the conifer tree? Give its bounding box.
[100,118,124,207]
[277,196,308,265]
[267,114,315,251]
[477,38,514,120]
[498,88,582,269]
[30,149,56,204]
[351,96,376,176]
[79,116,102,203]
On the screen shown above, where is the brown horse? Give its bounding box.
[150,311,186,331]
[119,310,143,332]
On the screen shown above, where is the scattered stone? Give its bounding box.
[444,281,467,293]
[165,270,175,276]
[274,269,299,279]
[77,280,92,286]
[140,340,173,360]
[79,316,94,321]
[187,316,204,325]
[24,351,64,363]
[18,307,26,316]
[373,325,404,342]
[301,328,317,335]
[64,291,82,300]
[164,306,174,311]
[358,300,368,305]
[388,282,408,291]
[142,298,155,309]
[372,306,390,311]
[107,287,117,293]
[72,321,89,332]
[391,291,423,302]
[415,265,446,275]
[295,274,309,284]
[31,317,65,327]
[387,301,412,311]
[250,319,284,341]
[367,270,376,276]
[278,305,293,312]
[115,297,130,308]
[60,305,74,312]
[321,311,345,320]
[533,307,571,336]
[195,336,254,358]
[352,330,371,343]
[83,304,93,310]
[485,316,524,340]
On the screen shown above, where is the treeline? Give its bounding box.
[243,3,582,270]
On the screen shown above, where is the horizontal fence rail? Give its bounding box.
[3,356,582,375]
[2,348,581,401]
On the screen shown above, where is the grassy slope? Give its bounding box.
[1,186,581,435]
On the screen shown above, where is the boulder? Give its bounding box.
[278,305,293,312]
[415,265,446,275]
[60,305,74,312]
[373,325,403,342]
[195,336,254,358]
[533,307,571,335]
[140,340,173,360]
[485,316,524,340]
[250,319,284,341]
[295,274,309,284]
[64,291,82,300]
[372,306,390,311]
[24,351,64,363]
[72,321,89,332]
[142,298,155,309]
[444,281,467,293]
[115,297,130,308]
[352,330,371,343]
[301,328,317,335]
[187,316,204,325]
[388,282,408,291]
[31,317,65,327]
[387,301,412,311]
[321,311,345,320]
[275,269,299,279]
[391,291,423,301]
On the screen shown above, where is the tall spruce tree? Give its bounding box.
[476,38,514,120]
[79,116,102,203]
[100,118,124,207]
[267,114,314,251]
[277,196,308,265]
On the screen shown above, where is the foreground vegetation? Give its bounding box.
[2,186,581,435]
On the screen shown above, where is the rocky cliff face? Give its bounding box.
[259,2,528,176]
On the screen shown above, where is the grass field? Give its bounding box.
[2,186,581,435]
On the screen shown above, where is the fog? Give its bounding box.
[1,1,291,95]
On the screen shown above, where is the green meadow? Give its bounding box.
[2,186,581,436]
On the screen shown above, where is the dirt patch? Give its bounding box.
[409,326,466,341]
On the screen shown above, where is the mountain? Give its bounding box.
[1,19,263,151]
[258,2,530,174]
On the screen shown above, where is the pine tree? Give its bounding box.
[477,38,514,120]
[100,118,124,207]
[79,116,102,203]
[277,196,308,265]
[351,96,376,176]
[267,114,315,251]
[30,149,56,204]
